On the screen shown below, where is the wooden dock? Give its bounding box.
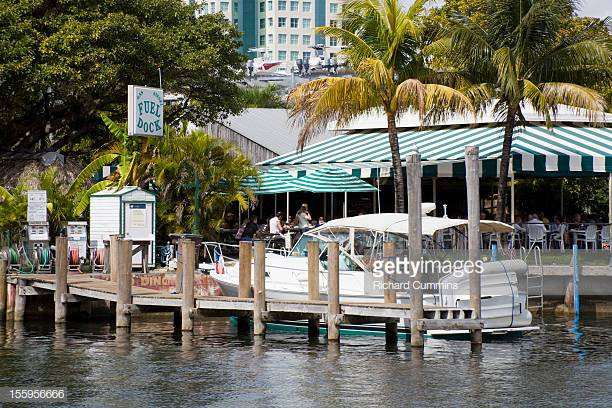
[4,273,481,329]
[1,238,483,346]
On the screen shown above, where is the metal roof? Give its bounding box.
[330,102,611,131]
[220,108,337,155]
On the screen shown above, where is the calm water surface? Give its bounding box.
[0,316,611,407]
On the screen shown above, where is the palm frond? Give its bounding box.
[492,47,520,102]
[68,153,120,195]
[315,26,376,65]
[288,76,377,149]
[424,84,475,125]
[0,186,14,202]
[541,82,607,123]
[393,79,426,122]
[74,180,113,216]
[522,79,551,125]
[100,112,127,141]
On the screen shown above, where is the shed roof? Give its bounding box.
[91,186,155,199]
[220,108,336,155]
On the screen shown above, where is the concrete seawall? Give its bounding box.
[528,265,612,297]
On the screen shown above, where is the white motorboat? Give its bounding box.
[207,205,539,337]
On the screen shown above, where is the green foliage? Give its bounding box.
[153,129,257,239]
[563,177,610,217]
[0,0,246,152]
[515,177,609,219]
[239,85,288,108]
[39,167,79,237]
[78,115,258,239]
[427,0,612,220]
[290,0,474,212]
[0,167,79,241]
[0,184,27,242]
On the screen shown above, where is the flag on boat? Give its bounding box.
[214,247,225,274]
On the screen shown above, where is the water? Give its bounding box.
[1,316,611,407]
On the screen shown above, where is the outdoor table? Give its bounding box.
[568,229,585,246]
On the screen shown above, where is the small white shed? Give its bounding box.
[90,187,156,268]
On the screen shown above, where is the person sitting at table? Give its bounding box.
[513,216,526,232]
[269,212,286,235]
[315,216,326,227]
[550,216,562,233]
[539,212,550,225]
[528,213,545,226]
[570,213,583,229]
[286,215,295,228]
[241,215,259,241]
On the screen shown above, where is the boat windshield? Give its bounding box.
[293,228,394,272]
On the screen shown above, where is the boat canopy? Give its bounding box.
[307,213,513,237]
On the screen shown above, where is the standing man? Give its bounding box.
[296,204,312,230]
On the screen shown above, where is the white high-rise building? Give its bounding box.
[192,0,346,61]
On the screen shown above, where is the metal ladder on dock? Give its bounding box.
[522,246,544,314]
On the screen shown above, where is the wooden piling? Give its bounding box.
[6,281,14,321]
[110,234,120,283]
[0,259,7,321]
[465,146,482,346]
[14,278,26,321]
[239,241,253,298]
[54,237,69,323]
[237,241,252,333]
[253,240,266,336]
[307,240,320,338]
[181,240,195,332]
[175,242,183,294]
[327,242,340,342]
[383,241,397,343]
[116,238,133,329]
[406,150,424,347]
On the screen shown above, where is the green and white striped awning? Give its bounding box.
[258,125,612,178]
[293,168,377,192]
[242,167,301,194]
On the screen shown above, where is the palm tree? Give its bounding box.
[288,0,474,213]
[154,129,257,236]
[429,0,611,221]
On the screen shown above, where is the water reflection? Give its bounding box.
[568,316,588,361]
[0,316,610,407]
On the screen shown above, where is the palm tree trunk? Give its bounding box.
[387,113,406,213]
[496,106,517,222]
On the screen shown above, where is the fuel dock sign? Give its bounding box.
[128,85,164,137]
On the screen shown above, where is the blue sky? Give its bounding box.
[413,0,611,19]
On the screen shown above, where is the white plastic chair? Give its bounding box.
[508,231,522,249]
[600,226,610,249]
[437,228,454,249]
[550,223,567,251]
[527,223,548,250]
[577,224,598,251]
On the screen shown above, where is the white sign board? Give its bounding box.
[129,209,147,228]
[27,190,47,223]
[127,85,164,137]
